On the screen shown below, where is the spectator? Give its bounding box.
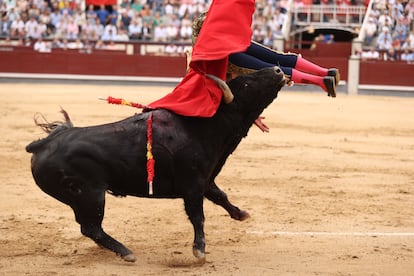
[1,15,10,36]
[179,21,192,42]
[38,9,52,32]
[115,29,129,41]
[406,30,414,46]
[119,0,130,10]
[59,0,73,16]
[398,10,412,30]
[120,8,132,31]
[37,19,49,38]
[153,23,167,42]
[322,34,335,43]
[406,50,414,62]
[385,47,399,61]
[361,46,380,60]
[153,0,165,14]
[25,16,39,39]
[393,22,407,49]
[66,17,79,39]
[262,29,274,48]
[165,23,178,41]
[1,0,293,46]
[363,17,378,45]
[86,4,97,24]
[140,3,153,21]
[67,37,84,49]
[80,19,94,40]
[6,7,20,25]
[102,28,117,41]
[178,2,194,19]
[401,48,414,63]
[83,38,94,53]
[180,11,193,27]
[152,11,166,28]
[49,9,62,32]
[376,27,392,50]
[95,39,106,49]
[108,5,119,26]
[401,37,414,49]
[395,0,405,17]
[164,0,174,16]
[128,19,142,40]
[51,36,63,48]
[10,16,25,37]
[72,7,86,32]
[96,4,109,25]
[33,37,51,52]
[92,17,104,39]
[268,8,286,31]
[141,21,152,40]
[167,13,181,29]
[193,0,207,14]
[252,24,266,44]
[103,21,117,38]
[164,42,178,55]
[28,25,43,39]
[377,9,393,30]
[406,0,414,15]
[131,0,143,13]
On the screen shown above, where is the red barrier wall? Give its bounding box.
[1,46,414,87]
[359,61,414,86]
[0,47,187,78]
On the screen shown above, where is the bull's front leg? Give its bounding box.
[183,193,206,260]
[204,181,250,221]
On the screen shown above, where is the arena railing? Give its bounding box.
[293,5,366,28]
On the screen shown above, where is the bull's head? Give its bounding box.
[207,67,287,105]
[227,66,287,114]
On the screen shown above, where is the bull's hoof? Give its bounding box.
[192,248,205,260]
[238,210,250,221]
[231,209,250,221]
[122,253,137,262]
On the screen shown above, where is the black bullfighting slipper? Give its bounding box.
[328,68,340,87]
[323,76,336,97]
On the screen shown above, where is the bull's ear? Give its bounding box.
[206,74,234,104]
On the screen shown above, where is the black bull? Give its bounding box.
[26,67,286,262]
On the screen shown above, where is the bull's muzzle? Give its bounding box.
[273,66,289,86]
[206,74,234,104]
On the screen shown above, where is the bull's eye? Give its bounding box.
[244,83,249,88]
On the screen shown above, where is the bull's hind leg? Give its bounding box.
[72,189,136,262]
[204,181,250,221]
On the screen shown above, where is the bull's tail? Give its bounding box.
[26,108,74,153]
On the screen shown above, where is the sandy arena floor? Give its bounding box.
[0,83,413,275]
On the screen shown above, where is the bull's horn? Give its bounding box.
[206,74,234,104]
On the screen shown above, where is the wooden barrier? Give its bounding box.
[1,45,414,88]
[359,61,414,86]
[0,47,187,78]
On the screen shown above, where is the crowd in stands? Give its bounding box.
[0,0,412,62]
[361,0,414,62]
[0,0,291,54]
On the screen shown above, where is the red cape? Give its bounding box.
[148,0,255,117]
